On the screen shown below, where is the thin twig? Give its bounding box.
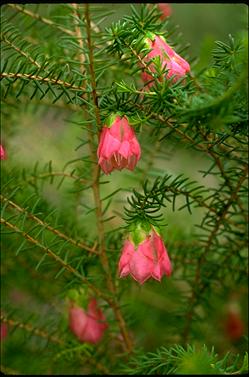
[1,194,98,254]
[0,314,63,345]
[1,217,110,304]
[1,34,41,68]
[84,3,133,353]
[8,4,75,36]
[1,72,85,92]
[182,166,248,343]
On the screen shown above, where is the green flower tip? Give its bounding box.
[105,112,126,127]
[67,288,80,302]
[67,288,88,307]
[129,220,159,247]
[145,31,156,42]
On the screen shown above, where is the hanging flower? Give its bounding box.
[119,223,172,284]
[97,114,141,174]
[69,298,108,344]
[158,3,172,19]
[141,33,190,87]
[0,144,6,160]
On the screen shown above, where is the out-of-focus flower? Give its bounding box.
[158,3,172,19]
[119,223,172,284]
[224,302,244,341]
[0,323,8,341]
[69,298,108,344]
[97,114,141,174]
[141,33,190,87]
[0,144,6,160]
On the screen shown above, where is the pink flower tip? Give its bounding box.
[97,115,141,174]
[69,299,108,344]
[118,225,172,284]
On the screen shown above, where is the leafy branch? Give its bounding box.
[1,217,109,303]
[182,165,248,342]
[1,194,98,254]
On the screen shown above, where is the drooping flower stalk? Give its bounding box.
[97,114,141,174]
[119,223,172,284]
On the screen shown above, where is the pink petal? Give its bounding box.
[151,231,165,259]
[108,116,122,138]
[142,35,190,85]
[138,237,154,261]
[109,116,133,141]
[99,132,121,159]
[0,145,6,160]
[118,140,131,159]
[69,307,88,340]
[119,240,134,276]
[161,249,172,276]
[172,53,190,73]
[99,157,114,174]
[80,317,106,344]
[0,323,8,340]
[87,299,101,319]
[127,155,138,171]
[130,136,141,159]
[151,230,172,276]
[152,263,163,281]
[119,117,135,140]
[97,127,108,158]
[158,3,172,19]
[129,249,153,284]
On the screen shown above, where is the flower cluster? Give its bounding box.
[97,32,190,174]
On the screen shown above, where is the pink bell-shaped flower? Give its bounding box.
[69,299,108,344]
[97,114,141,174]
[0,144,6,160]
[141,33,190,87]
[119,224,172,284]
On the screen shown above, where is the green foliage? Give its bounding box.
[120,344,248,375]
